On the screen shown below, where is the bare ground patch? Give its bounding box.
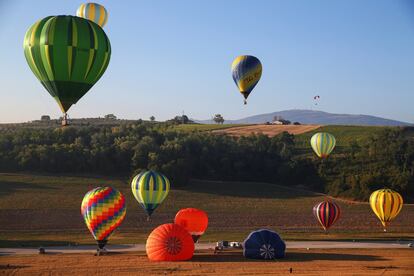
[212,124,321,137]
[1,249,414,275]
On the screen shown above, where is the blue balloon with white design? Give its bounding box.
[243,229,286,260]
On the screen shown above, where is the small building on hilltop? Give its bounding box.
[271,119,291,125]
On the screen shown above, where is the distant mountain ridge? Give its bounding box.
[196,110,412,126]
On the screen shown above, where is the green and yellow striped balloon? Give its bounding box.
[131,170,170,218]
[23,15,111,115]
[369,189,403,230]
[310,132,336,158]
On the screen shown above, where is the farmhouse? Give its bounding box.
[271,119,291,125]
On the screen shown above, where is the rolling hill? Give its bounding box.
[196,109,412,126]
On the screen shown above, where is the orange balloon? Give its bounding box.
[146,223,194,261]
[174,208,208,242]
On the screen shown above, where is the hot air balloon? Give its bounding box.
[243,229,286,260]
[313,201,341,231]
[23,15,111,126]
[310,132,336,158]
[231,55,262,104]
[76,3,108,28]
[174,208,208,242]
[146,223,195,261]
[313,95,320,105]
[81,187,126,251]
[131,170,170,219]
[369,189,403,231]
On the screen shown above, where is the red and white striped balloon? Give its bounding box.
[313,201,341,231]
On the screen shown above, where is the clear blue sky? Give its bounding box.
[0,0,413,123]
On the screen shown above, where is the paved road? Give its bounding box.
[1,241,413,256]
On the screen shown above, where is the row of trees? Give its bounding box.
[0,122,412,200]
[0,123,304,186]
[321,128,414,200]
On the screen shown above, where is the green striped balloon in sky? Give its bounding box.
[23,15,111,117]
[131,170,170,218]
[310,132,336,158]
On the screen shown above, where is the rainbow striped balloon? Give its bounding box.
[76,3,108,28]
[231,55,262,104]
[370,189,403,230]
[81,187,126,248]
[310,132,336,158]
[313,201,341,231]
[131,170,170,218]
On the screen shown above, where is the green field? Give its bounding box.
[170,123,399,151]
[169,124,392,142]
[172,123,400,157]
[0,173,413,247]
[294,125,389,149]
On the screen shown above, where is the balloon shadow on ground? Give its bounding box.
[180,179,319,199]
[0,180,56,199]
[191,251,386,262]
[0,265,29,270]
[0,240,75,248]
[284,251,386,262]
[0,242,137,256]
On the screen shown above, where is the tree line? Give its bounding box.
[0,122,412,201]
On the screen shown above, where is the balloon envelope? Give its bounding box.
[243,229,286,260]
[174,208,208,242]
[313,201,341,231]
[310,132,336,158]
[76,3,108,27]
[231,55,262,103]
[131,170,170,217]
[369,189,403,229]
[146,223,194,261]
[81,187,126,248]
[23,15,111,114]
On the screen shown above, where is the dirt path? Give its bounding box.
[1,249,413,275]
[212,124,321,137]
[1,241,412,256]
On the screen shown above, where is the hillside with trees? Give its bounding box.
[0,121,412,201]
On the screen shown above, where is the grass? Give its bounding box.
[0,173,413,247]
[294,125,388,148]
